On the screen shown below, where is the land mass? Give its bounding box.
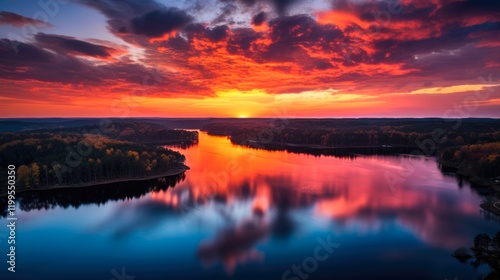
[0,121,198,194]
[0,164,189,198]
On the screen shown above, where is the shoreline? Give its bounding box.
[439,159,500,217]
[0,165,190,198]
[243,139,414,150]
[438,159,500,190]
[480,202,500,217]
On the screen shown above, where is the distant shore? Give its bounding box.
[242,139,413,150]
[0,165,189,198]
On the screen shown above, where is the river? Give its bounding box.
[1,131,498,280]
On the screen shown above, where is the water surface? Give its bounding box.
[1,132,498,280]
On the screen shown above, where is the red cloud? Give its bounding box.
[0,11,52,27]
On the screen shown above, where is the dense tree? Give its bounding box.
[202,119,500,150]
[474,233,492,253]
[17,164,31,189]
[0,129,189,192]
[31,163,40,187]
[441,143,500,179]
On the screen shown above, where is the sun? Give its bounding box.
[237,114,249,118]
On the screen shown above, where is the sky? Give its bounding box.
[0,0,499,118]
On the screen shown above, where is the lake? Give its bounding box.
[1,131,498,280]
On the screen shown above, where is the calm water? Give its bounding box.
[1,132,498,280]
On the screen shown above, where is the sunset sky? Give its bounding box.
[0,0,499,117]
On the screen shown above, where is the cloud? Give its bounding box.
[76,0,163,41]
[226,28,261,53]
[130,8,193,38]
[206,25,229,42]
[407,84,500,95]
[0,39,97,84]
[261,14,344,64]
[433,0,500,21]
[0,11,52,27]
[34,33,116,58]
[270,0,302,15]
[251,11,266,26]
[1,0,499,117]
[0,38,211,95]
[212,1,237,25]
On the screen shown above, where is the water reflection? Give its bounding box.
[197,213,268,275]
[2,132,498,280]
[0,174,185,217]
[158,132,498,274]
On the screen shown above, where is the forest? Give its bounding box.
[36,121,199,145]
[0,122,198,194]
[440,143,500,180]
[202,119,500,148]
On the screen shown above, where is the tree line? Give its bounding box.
[35,121,199,145]
[0,130,188,191]
[202,119,500,149]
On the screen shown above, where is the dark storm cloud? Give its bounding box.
[434,0,500,19]
[371,22,500,65]
[261,15,343,63]
[408,44,500,80]
[171,13,344,70]
[335,0,499,27]
[227,28,261,53]
[221,0,305,15]
[34,33,115,58]
[117,26,128,34]
[207,25,229,42]
[0,39,210,94]
[320,0,500,74]
[130,8,193,38]
[251,11,266,26]
[0,39,98,84]
[78,0,161,18]
[0,11,51,27]
[269,15,343,44]
[0,39,52,64]
[182,23,229,43]
[76,0,163,39]
[271,0,299,15]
